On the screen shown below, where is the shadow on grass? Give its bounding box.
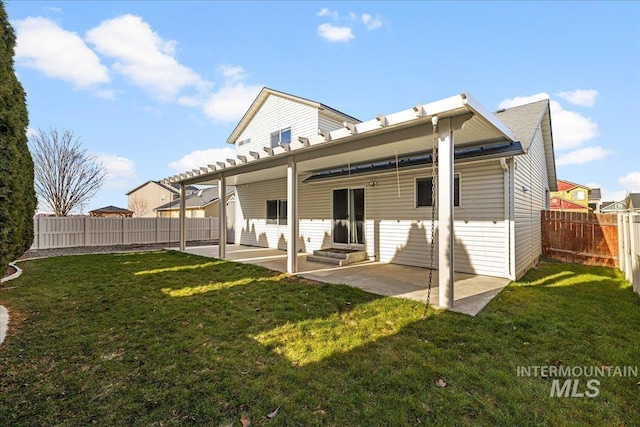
[1,253,639,426]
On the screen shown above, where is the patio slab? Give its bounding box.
[175,244,510,316]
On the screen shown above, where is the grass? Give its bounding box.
[0,251,639,426]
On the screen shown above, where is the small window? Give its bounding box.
[270,127,291,148]
[572,191,585,201]
[416,175,460,207]
[237,138,250,147]
[266,199,287,225]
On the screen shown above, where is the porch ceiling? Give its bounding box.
[165,93,516,187]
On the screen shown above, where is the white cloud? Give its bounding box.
[361,13,382,30]
[556,146,611,166]
[618,171,640,192]
[317,23,354,42]
[169,147,236,172]
[203,83,262,122]
[498,92,599,150]
[556,89,599,107]
[96,153,137,190]
[26,128,38,138]
[97,153,136,179]
[86,14,211,101]
[317,7,339,20]
[13,17,109,88]
[218,64,246,84]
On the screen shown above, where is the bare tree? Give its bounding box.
[30,128,107,216]
[129,194,150,217]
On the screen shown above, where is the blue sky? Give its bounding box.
[5,1,640,212]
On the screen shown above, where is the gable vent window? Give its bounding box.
[416,175,460,207]
[237,138,250,147]
[270,127,291,148]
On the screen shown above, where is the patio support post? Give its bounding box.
[438,118,455,309]
[218,177,227,259]
[287,156,298,273]
[179,183,186,252]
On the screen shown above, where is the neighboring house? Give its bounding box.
[588,188,602,212]
[601,201,628,213]
[550,179,592,212]
[162,88,557,305]
[126,180,197,217]
[154,186,235,219]
[626,193,640,212]
[89,205,133,218]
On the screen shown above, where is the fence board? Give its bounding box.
[541,211,618,267]
[31,217,219,250]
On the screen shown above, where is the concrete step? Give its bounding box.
[307,255,345,266]
[308,249,367,266]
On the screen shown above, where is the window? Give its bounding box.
[270,127,291,148]
[416,175,460,207]
[237,138,250,147]
[266,199,287,225]
[572,190,585,201]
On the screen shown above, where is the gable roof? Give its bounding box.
[589,188,601,199]
[554,179,589,192]
[628,193,640,208]
[89,205,134,214]
[154,186,235,211]
[126,180,198,196]
[550,197,591,211]
[494,99,557,191]
[226,87,361,144]
[126,180,179,196]
[601,201,628,212]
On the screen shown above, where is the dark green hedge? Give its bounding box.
[0,1,36,270]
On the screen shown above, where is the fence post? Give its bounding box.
[156,217,160,243]
[122,217,126,245]
[84,216,89,246]
[36,216,41,250]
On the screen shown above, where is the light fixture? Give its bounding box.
[368,181,377,187]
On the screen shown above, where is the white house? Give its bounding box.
[163,88,556,308]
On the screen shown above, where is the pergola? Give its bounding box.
[162,93,517,308]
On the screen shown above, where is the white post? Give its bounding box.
[179,184,186,251]
[438,118,454,309]
[287,156,298,273]
[218,177,227,258]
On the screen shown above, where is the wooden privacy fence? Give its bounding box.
[618,213,640,295]
[541,211,618,268]
[31,217,219,250]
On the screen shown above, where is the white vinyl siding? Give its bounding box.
[513,126,549,279]
[235,95,318,156]
[236,178,289,250]
[318,112,348,134]
[236,159,510,278]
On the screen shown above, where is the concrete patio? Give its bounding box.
[175,244,511,316]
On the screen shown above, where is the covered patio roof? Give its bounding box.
[162,93,516,187]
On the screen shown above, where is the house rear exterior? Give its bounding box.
[166,88,556,284]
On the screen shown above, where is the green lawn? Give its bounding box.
[1,251,638,426]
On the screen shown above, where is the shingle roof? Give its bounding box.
[494,99,549,151]
[589,188,601,199]
[89,205,134,214]
[154,186,235,211]
[628,193,640,208]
